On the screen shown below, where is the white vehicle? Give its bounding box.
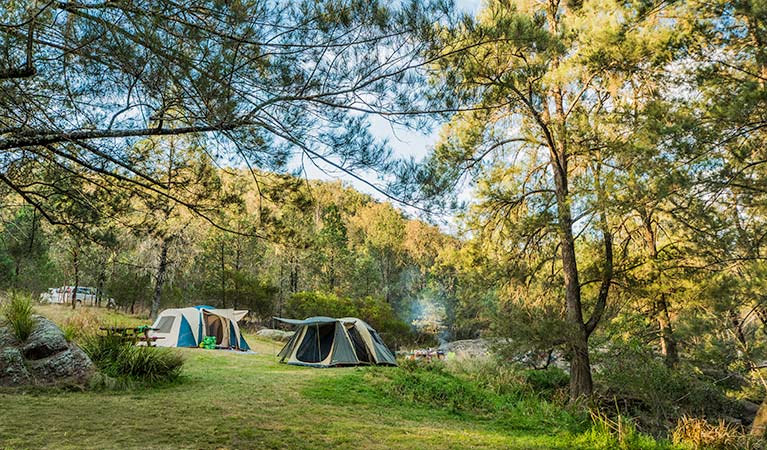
[57,286,98,305]
[39,288,60,304]
[47,286,115,307]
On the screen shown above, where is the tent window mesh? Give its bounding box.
[156,316,175,333]
[347,327,371,363]
[296,323,335,363]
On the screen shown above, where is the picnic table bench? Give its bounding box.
[98,326,164,347]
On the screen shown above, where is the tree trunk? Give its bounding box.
[562,236,593,398]
[381,253,391,304]
[278,262,284,318]
[150,237,171,320]
[328,252,336,291]
[569,330,593,400]
[96,264,106,308]
[541,2,595,396]
[290,255,298,293]
[71,244,79,310]
[643,215,679,366]
[28,208,36,253]
[220,239,226,308]
[550,145,593,399]
[557,194,593,397]
[730,309,748,350]
[657,295,678,366]
[234,244,240,309]
[130,273,136,315]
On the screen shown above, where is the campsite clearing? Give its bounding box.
[0,307,613,449]
[0,336,584,449]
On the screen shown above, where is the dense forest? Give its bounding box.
[0,170,462,346]
[3,0,767,441]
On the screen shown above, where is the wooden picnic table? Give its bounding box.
[98,326,164,347]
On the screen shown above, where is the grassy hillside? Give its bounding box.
[0,306,674,450]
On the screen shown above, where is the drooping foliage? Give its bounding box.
[4,0,767,441]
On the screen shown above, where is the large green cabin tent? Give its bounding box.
[275,316,397,367]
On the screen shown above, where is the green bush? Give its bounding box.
[285,290,413,345]
[523,367,570,395]
[81,335,184,385]
[62,324,77,342]
[384,360,496,413]
[286,291,355,319]
[370,359,585,433]
[574,410,673,450]
[442,358,569,401]
[594,346,738,433]
[1,291,36,341]
[442,358,528,397]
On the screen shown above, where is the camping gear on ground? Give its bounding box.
[199,336,217,349]
[275,316,397,367]
[406,348,445,362]
[149,305,251,351]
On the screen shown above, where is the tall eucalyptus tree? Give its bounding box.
[417,0,681,398]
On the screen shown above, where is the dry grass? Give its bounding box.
[671,416,761,450]
[61,308,104,341]
[36,304,146,330]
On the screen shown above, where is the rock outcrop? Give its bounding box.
[0,316,94,387]
[439,339,492,359]
[256,328,295,342]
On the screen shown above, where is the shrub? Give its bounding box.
[354,295,408,337]
[81,335,184,385]
[594,347,738,431]
[523,367,570,395]
[574,409,671,450]
[62,324,78,343]
[385,360,496,413]
[1,291,36,341]
[285,291,413,346]
[443,358,569,401]
[375,358,585,433]
[286,291,355,319]
[443,358,527,397]
[671,416,760,450]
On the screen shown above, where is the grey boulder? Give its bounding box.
[256,328,295,342]
[0,316,94,387]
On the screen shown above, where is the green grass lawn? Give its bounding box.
[0,306,666,449]
[0,347,582,449]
